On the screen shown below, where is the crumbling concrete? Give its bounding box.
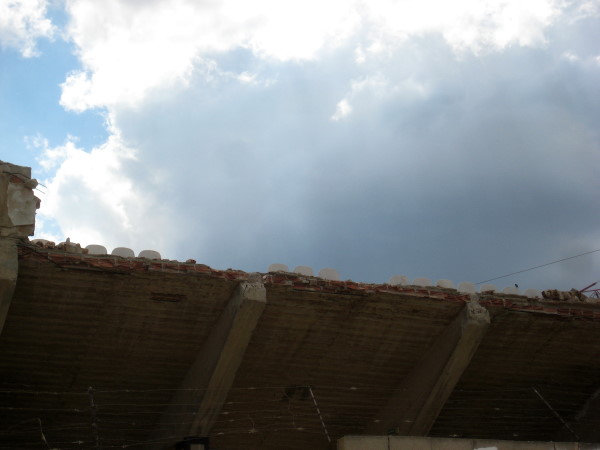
[0,160,39,238]
[0,160,39,334]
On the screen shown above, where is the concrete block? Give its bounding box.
[480,284,497,293]
[267,263,288,272]
[436,279,454,289]
[319,268,340,281]
[389,275,409,286]
[139,250,161,259]
[294,265,313,276]
[1,161,40,237]
[389,435,431,450]
[413,277,432,287]
[111,247,135,258]
[458,282,476,294]
[338,436,389,450]
[86,245,107,255]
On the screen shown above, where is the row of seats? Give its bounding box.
[267,264,541,298]
[85,245,161,260]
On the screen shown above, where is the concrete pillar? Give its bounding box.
[151,279,267,449]
[0,161,39,335]
[0,239,17,335]
[368,299,490,436]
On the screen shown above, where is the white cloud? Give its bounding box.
[362,0,561,55]
[331,99,353,121]
[33,0,600,289]
[32,131,169,254]
[59,0,573,112]
[59,0,358,111]
[0,0,55,57]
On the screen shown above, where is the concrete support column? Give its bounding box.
[368,299,490,436]
[151,279,267,449]
[0,161,39,336]
[0,238,17,335]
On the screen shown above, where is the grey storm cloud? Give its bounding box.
[109,23,600,292]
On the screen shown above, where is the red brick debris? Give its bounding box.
[17,241,600,321]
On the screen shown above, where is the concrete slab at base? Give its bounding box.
[553,445,578,450]
[338,436,389,450]
[474,439,550,449]
[389,436,432,450]
[338,436,600,450]
[429,437,472,450]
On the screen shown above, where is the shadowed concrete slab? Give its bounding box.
[150,279,266,449]
[368,299,490,436]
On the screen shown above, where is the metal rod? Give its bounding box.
[308,386,331,443]
[88,386,100,449]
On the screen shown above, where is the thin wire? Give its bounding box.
[476,248,600,285]
[531,386,579,440]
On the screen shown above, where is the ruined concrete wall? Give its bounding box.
[338,436,600,450]
[0,160,39,238]
[0,160,39,334]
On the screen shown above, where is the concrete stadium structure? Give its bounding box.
[1,160,600,449]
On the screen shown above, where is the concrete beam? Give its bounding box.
[151,279,266,448]
[368,300,490,436]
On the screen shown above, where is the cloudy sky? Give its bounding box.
[1,0,600,291]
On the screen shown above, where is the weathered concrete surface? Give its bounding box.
[4,251,600,449]
[338,436,389,450]
[0,238,17,335]
[338,436,600,450]
[369,299,490,435]
[0,160,39,238]
[151,279,266,448]
[555,387,600,443]
[0,161,38,334]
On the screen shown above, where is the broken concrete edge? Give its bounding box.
[466,295,491,326]
[0,160,40,238]
[0,160,33,183]
[23,240,580,303]
[15,242,600,321]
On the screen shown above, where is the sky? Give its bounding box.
[1,0,600,292]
